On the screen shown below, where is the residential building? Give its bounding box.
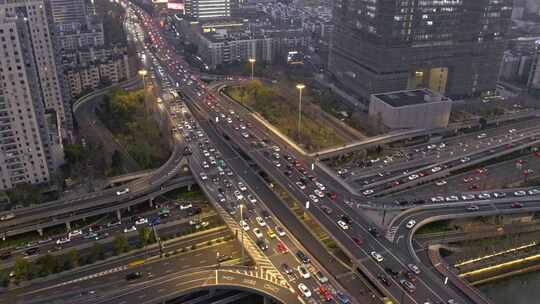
[528,40,540,91]
[184,0,234,20]
[0,1,67,189]
[49,0,89,24]
[329,0,514,101]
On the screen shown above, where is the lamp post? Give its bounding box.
[239,204,245,264]
[248,58,256,81]
[138,69,148,117]
[296,83,305,141]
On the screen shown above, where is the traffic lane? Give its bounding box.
[6,231,238,303]
[198,118,369,303]
[386,152,540,202]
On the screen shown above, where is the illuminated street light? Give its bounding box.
[138,69,148,117]
[296,83,306,141]
[248,58,256,80]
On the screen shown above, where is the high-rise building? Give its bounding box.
[329,0,513,101]
[185,0,233,20]
[49,0,88,25]
[0,0,67,189]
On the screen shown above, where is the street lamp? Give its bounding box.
[296,83,306,141]
[248,58,256,81]
[239,204,245,264]
[138,69,148,116]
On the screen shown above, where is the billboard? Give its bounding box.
[167,2,184,10]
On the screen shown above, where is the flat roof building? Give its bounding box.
[369,88,452,130]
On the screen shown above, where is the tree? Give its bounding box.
[13,258,33,281]
[7,183,42,206]
[36,254,57,277]
[113,235,131,255]
[0,271,9,287]
[138,226,151,247]
[111,150,124,175]
[67,249,80,268]
[64,144,84,164]
[90,242,106,261]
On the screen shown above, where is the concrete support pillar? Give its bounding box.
[263,296,271,304]
[149,198,154,208]
[116,209,122,221]
[127,205,131,212]
[65,221,71,231]
[37,229,43,237]
[187,183,192,191]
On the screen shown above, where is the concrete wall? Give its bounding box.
[368,98,451,130]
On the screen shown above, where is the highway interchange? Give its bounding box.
[1,1,539,304]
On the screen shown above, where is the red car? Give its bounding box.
[476,168,487,174]
[535,151,540,157]
[327,192,337,200]
[319,285,333,302]
[469,184,479,190]
[463,177,473,183]
[276,241,288,254]
[511,202,523,208]
[352,236,363,246]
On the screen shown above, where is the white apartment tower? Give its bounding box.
[0,0,67,189]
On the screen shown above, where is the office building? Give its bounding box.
[528,40,540,91]
[185,0,233,20]
[49,0,88,24]
[329,0,513,101]
[0,0,67,189]
[368,88,452,130]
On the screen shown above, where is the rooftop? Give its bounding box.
[373,88,450,107]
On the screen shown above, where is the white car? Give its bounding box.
[253,228,264,239]
[461,194,475,200]
[234,191,244,201]
[406,219,416,229]
[337,220,349,230]
[445,195,459,202]
[200,173,208,180]
[56,237,71,245]
[116,188,130,196]
[255,216,266,227]
[247,194,257,203]
[371,251,384,262]
[430,196,444,203]
[308,194,319,203]
[514,190,526,196]
[275,226,286,236]
[123,226,137,233]
[408,263,421,274]
[240,220,250,231]
[297,265,310,279]
[527,189,540,195]
[314,189,325,198]
[435,180,447,186]
[135,218,148,225]
[238,182,247,192]
[362,189,374,196]
[431,166,442,173]
[478,193,491,199]
[408,174,419,181]
[180,203,192,210]
[68,230,82,238]
[315,182,326,191]
[295,182,306,190]
[298,283,312,298]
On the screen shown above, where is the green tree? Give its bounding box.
[90,242,106,261]
[67,249,80,268]
[113,235,131,255]
[36,254,57,277]
[138,226,151,247]
[64,144,84,164]
[111,150,124,174]
[7,183,42,206]
[0,270,9,287]
[13,258,33,281]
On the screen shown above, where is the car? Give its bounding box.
[116,188,130,196]
[107,221,121,228]
[514,190,527,196]
[296,250,310,264]
[477,133,487,139]
[377,273,391,286]
[256,239,268,251]
[467,205,480,212]
[238,182,247,191]
[68,230,82,238]
[255,216,266,227]
[314,189,325,198]
[179,203,192,210]
[217,194,226,203]
[435,180,447,186]
[135,218,148,225]
[511,202,523,208]
[234,191,244,200]
[297,265,310,278]
[0,213,15,221]
[125,272,143,281]
[261,210,271,219]
[267,227,276,239]
[319,285,333,302]
[84,232,98,239]
[336,291,350,304]
[295,182,306,190]
[200,173,208,180]
[308,194,319,203]
[408,174,419,181]
[315,182,326,191]
[247,194,257,203]
[478,193,491,199]
[275,226,286,236]
[406,219,416,229]
[56,237,71,245]
[368,226,379,238]
[461,194,475,200]
[527,189,540,195]
[253,228,264,239]
[352,236,363,246]
[400,279,416,293]
[408,264,421,274]
[281,263,293,274]
[362,189,374,196]
[315,271,329,283]
[445,195,459,202]
[123,226,137,233]
[431,166,442,173]
[460,157,470,163]
[240,220,250,231]
[430,196,445,203]
[276,241,288,253]
[337,220,349,230]
[298,283,312,298]
[493,192,506,198]
[371,251,384,262]
[321,204,333,214]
